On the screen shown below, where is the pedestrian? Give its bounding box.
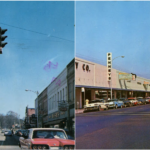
[11,129,14,135]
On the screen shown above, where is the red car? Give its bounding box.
[19,128,75,149]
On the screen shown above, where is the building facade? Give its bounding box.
[40,59,75,137]
[75,57,150,109]
[37,88,47,128]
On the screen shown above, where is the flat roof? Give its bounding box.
[76,85,150,92]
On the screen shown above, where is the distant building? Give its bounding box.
[24,106,37,129]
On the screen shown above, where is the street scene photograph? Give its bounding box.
[75,1,150,149]
[0,1,75,149]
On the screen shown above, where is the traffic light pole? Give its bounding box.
[0,27,8,54]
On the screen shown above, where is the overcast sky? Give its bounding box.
[76,1,150,79]
[0,1,74,118]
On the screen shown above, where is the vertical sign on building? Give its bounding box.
[107,52,112,81]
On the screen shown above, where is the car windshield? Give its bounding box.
[90,100,103,103]
[32,130,67,139]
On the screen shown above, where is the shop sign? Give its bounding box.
[118,73,132,80]
[43,111,66,123]
[143,81,149,85]
[82,64,90,71]
[58,100,68,112]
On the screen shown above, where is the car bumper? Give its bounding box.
[84,106,99,111]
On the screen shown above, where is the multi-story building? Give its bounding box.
[37,88,47,128]
[40,59,75,136]
[75,57,150,109]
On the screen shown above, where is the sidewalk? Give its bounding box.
[75,109,84,114]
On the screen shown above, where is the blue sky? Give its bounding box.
[0,1,74,118]
[76,1,150,79]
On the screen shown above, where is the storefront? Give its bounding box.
[75,57,150,109]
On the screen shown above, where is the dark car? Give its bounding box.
[119,98,132,107]
[137,97,146,105]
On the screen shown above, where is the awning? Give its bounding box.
[44,119,66,126]
[76,85,150,92]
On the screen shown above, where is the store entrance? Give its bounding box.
[85,89,91,101]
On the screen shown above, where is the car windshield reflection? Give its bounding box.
[32,130,67,139]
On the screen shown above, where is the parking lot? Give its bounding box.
[76,104,150,149]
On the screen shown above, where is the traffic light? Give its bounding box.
[0,27,8,54]
[107,52,112,81]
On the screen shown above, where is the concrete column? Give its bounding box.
[114,91,117,99]
[91,89,95,100]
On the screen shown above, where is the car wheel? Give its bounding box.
[105,106,108,110]
[115,105,118,109]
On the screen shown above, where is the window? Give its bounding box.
[58,92,59,102]
[63,88,64,100]
[60,90,62,101]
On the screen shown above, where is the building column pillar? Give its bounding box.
[91,89,95,100]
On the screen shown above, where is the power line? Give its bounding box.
[0,22,47,35]
[0,22,74,42]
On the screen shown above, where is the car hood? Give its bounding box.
[31,138,75,146]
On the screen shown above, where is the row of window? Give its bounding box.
[48,87,67,112]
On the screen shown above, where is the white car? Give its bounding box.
[4,130,12,136]
[84,99,109,112]
[128,97,138,105]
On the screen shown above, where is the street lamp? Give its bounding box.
[111,56,124,99]
[25,89,39,127]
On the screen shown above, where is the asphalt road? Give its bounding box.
[0,133,20,149]
[76,104,150,149]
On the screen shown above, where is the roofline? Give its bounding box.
[76,85,150,92]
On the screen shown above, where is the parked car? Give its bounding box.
[128,97,138,106]
[19,128,75,149]
[4,130,12,136]
[145,97,150,104]
[119,98,132,107]
[107,99,124,109]
[84,99,109,112]
[137,97,146,105]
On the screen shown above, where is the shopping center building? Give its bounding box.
[75,57,150,109]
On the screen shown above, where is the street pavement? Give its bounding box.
[0,133,20,150]
[76,104,150,149]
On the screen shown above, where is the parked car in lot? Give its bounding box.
[128,97,138,106]
[107,99,124,109]
[119,98,132,107]
[4,130,12,136]
[137,97,146,105]
[145,97,150,104]
[84,99,109,112]
[19,128,75,149]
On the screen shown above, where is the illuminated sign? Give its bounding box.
[107,53,112,81]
